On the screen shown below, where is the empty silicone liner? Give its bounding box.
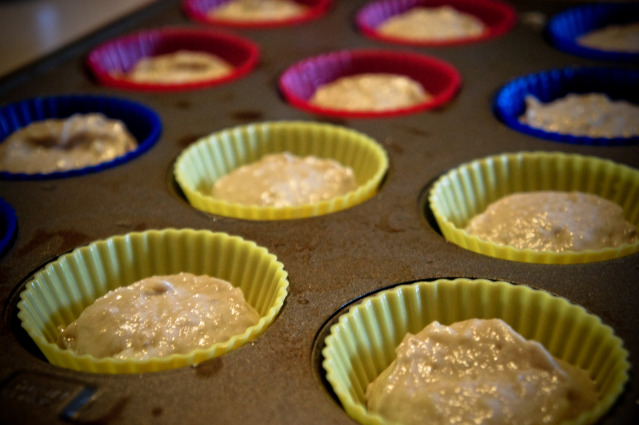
[183,0,333,28]
[494,67,639,145]
[428,151,639,264]
[278,49,461,119]
[322,278,630,425]
[0,198,17,257]
[546,2,639,63]
[174,121,389,220]
[17,228,289,374]
[87,27,259,91]
[0,94,161,180]
[356,0,516,46]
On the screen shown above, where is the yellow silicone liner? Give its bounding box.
[428,151,639,264]
[322,278,630,425]
[174,121,389,220]
[17,228,289,374]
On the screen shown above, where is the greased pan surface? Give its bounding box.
[1,1,638,424]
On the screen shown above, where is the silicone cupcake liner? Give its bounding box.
[494,67,639,146]
[174,121,389,220]
[322,278,630,425]
[278,49,461,118]
[183,0,333,28]
[0,198,17,257]
[546,2,639,63]
[87,27,259,91]
[428,151,639,264]
[17,228,289,374]
[356,0,516,46]
[0,94,162,180]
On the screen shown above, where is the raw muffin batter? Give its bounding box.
[366,318,598,425]
[212,152,358,207]
[208,0,309,21]
[0,113,136,174]
[465,191,637,252]
[59,272,260,360]
[376,6,486,41]
[309,73,431,112]
[577,22,639,52]
[519,93,639,138]
[122,50,234,84]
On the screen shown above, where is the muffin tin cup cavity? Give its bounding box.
[183,0,333,28]
[0,198,17,257]
[493,67,639,146]
[0,94,162,180]
[322,278,630,425]
[428,151,639,264]
[87,27,260,91]
[355,0,516,46]
[174,121,389,220]
[546,2,639,63]
[17,228,289,374]
[278,49,461,118]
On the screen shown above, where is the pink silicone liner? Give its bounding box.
[86,27,260,92]
[278,49,462,119]
[356,0,517,47]
[182,0,333,29]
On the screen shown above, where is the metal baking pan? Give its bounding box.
[1,0,637,423]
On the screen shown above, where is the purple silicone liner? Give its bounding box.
[493,67,639,146]
[87,27,260,92]
[182,0,334,29]
[279,49,462,119]
[0,94,162,180]
[355,0,517,47]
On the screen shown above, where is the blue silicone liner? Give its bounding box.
[493,67,639,146]
[546,2,639,63]
[0,94,162,180]
[0,198,17,257]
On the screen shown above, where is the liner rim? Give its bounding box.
[355,0,517,47]
[493,66,639,146]
[173,120,390,220]
[17,228,289,374]
[428,151,639,264]
[86,27,260,92]
[0,94,162,180]
[322,278,630,425]
[182,0,334,29]
[278,49,462,119]
[0,197,17,257]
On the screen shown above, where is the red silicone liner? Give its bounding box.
[278,49,462,119]
[356,0,516,47]
[86,27,260,92]
[182,0,333,29]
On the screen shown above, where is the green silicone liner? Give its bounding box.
[174,121,389,220]
[322,278,630,425]
[17,228,289,374]
[428,151,639,264]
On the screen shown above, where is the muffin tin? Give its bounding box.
[0,1,638,424]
